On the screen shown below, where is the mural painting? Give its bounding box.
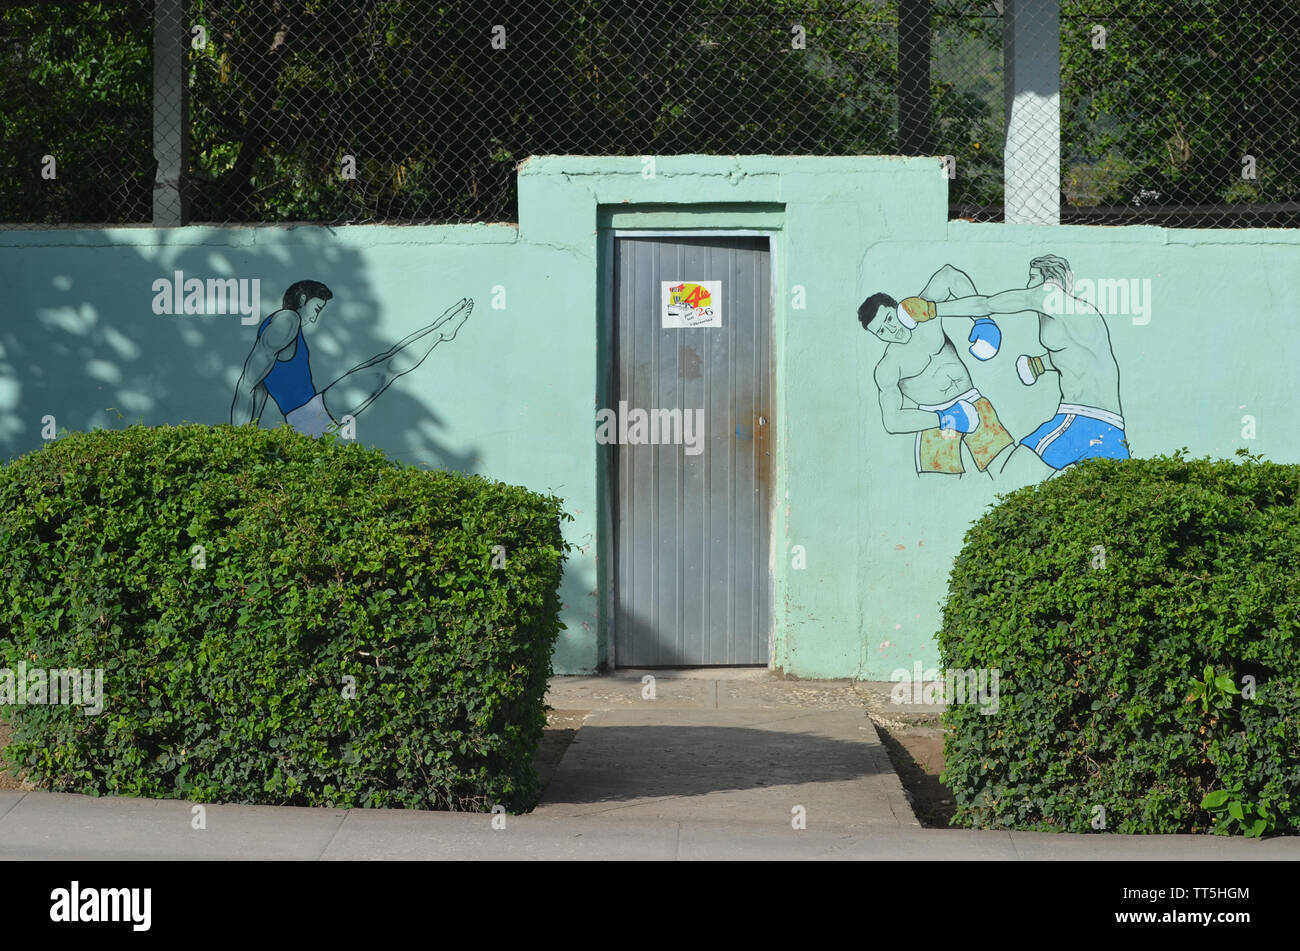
[231,280,473,438]
[858,255,1128,481]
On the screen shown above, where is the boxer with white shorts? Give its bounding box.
[859,265,1016,477]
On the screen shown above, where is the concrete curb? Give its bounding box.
[2,673,1295,859]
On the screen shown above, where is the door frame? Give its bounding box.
[598,227,779,669]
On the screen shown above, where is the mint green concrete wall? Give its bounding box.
[0,223,601,673]
[517,155,948,677]
[850,223,1300,679]
[3,156,1296,678]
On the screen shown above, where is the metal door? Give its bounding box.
[610,234,772,666]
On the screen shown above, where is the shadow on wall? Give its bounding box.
[0,228,604,674]
[0,227,479,474]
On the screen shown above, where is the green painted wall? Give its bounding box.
[849,222,1300,679]
[0,222,601,673]
[2,155,1295,678]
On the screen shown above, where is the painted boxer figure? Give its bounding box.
[938,254,1129,471]
[859,265,1015,477]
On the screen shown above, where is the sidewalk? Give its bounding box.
[0,671,1295,860]
[535,670,915,830]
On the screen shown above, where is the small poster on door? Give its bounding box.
[662,281,722,328]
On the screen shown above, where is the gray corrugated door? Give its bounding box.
[611,235,772,666]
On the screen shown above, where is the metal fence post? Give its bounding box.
[153,0,189,225]
[1003,0,1059,224]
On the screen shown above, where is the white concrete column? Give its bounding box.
[1003,0,1060,224]
[153,0,190,225]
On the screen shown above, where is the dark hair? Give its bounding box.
[282,280,334,310]
[858,292,897,332]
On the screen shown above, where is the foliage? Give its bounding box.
[1060,0,1300,208]
[0,1,153,223]
[0,423,570,812]
[185,0,906,221]
[3,0,996,223]
[10,1,1288,221]
[939,451,1300,834]
[1201,783,1277,838]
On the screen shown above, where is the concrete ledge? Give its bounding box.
[533,707,915,830]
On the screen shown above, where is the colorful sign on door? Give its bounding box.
[662,280,722,328]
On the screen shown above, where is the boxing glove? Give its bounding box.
[936,399,981,434]
[1016,354,1047,386]
[968,318,1001,361]
[897,296,937,329]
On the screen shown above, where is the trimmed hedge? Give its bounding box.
[0,424,570,812]
[940,452,1300,835]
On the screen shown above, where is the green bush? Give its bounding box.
[939,451,1300,835]
[0,424,570,812]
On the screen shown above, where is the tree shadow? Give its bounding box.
[1,228,602,671]
[0,227,478,473]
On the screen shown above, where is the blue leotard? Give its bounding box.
[256,312,317,413]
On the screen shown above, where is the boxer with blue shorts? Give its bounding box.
[934,254,1130,481]
[1022,403,1129,470]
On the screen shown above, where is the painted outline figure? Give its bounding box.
[231,280,473,437]
[936,254,1128,472]
[858,265,1016,477]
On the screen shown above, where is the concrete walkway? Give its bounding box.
[535,670,915,830]
[0,671,1296,859]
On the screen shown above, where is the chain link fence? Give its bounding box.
[183,0,900,224]
[0,1,155,225]
[1059,0,1300,227]
[2,0,1298,227]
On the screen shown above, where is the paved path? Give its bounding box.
[0,671,1295,859]
[536,671,915,830]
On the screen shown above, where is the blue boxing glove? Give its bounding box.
[968,318,1001,361]
[936,399,981,434]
